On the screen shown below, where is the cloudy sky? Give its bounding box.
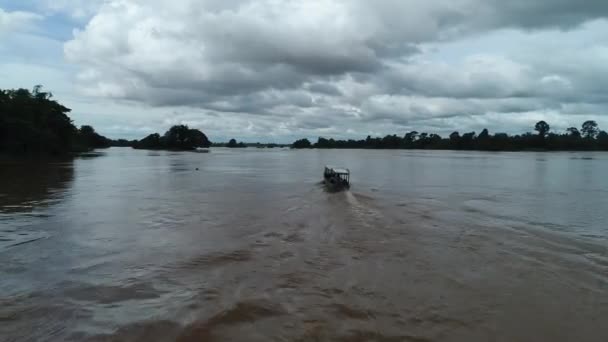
[1,0,608,142]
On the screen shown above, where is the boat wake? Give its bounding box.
[341,191,384,230]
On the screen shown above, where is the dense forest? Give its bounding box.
[133,125,211,150]
[0,86,113,156]
[292,120,608,151]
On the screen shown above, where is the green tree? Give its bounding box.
[292,138,312,149]
[598,131,608,150]
[449,131,460,141]
[134,133,163,149]
[461,132,476,149]
[227,138,238,148]
[133,125,210,150]
[567,127,581,138]
[0,86,108,155]
[534,121,550,137]
[79,125,110,149]
[163,125,210,150]
[403,131,418,145]
[582,120,599,139]
[478,128,489,140]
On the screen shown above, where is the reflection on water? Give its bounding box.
[0,148,607,342]
[0,159,74,214]
[0,159,74,251]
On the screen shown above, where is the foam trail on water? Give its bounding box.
[343,191,382,230]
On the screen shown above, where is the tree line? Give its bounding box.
[5,86,607,154]
[292,120,608,151]
[0,86,216,154]
[211,139,289,148]
[212,138,247,148]
[0,86,114,156]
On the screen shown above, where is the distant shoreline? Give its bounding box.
[122,146,607,153]
[287,147,607,152]
[4,86,607,156]
[290,121,608,151]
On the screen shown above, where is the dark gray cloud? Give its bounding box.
[489,0,608,29]
[305,82,343,96]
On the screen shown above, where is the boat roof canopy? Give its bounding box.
[325,166,350,175]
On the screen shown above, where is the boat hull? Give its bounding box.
[323,175,350,192]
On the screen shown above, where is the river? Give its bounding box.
[1,148,607,341]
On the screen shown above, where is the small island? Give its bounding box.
[133,125,211,151]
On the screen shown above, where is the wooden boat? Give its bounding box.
[323,166,350,191]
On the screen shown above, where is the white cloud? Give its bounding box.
[0,8,41,34]
[38,0,105,19]
[4,0,608,140]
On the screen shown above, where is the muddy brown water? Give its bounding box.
[1,148,607,341]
